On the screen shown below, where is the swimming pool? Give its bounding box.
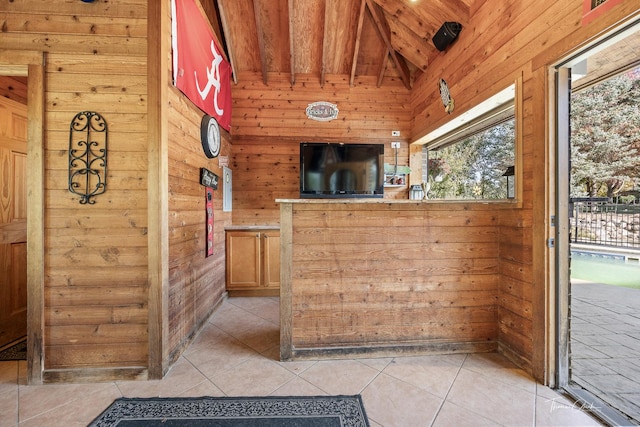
[571,250,640,289]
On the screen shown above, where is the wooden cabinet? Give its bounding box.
[225,228,280,296]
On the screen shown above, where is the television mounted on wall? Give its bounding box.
[299,142,384,198]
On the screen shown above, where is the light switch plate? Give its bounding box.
[223,166,232,212]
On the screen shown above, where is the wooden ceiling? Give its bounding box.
[213,0,477,89]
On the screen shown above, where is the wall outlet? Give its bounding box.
[391,130,400,137]
[391,142,400,148]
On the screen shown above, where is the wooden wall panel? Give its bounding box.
[0,2,150,376]
[283,202,502,354]
[410,0,639,378]
[1,0,230,380]
[40,48,149,370]
[0,4,147,55]
[166,86,231,361]
[0,0,633,383]
[231,72,412,224]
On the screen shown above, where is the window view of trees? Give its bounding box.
[425,119,515,199]
[570,68,640,201]
[422,67,640,202]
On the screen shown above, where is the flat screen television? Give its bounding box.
[300,142,384,198]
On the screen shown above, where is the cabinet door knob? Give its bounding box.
[256,233,260,238]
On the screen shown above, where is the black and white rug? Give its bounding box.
[89,395,369,427]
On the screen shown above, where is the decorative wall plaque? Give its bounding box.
[439,79,455,114]
[68,111,108,204]
[200,167,219,189]
[306,101,339,122]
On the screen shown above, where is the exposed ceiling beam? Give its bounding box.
[253,0,269,85]
[387,16,430,71]
[349,0,367,87]
[287,0,296,86]
[372,0,434,40]
[212,0,469,88]
[365,0,411,89]
[367,8,389,87]
[370,0,432,71]
[320,0,329,87]
[376,52,388,88]
[215,0,238,84]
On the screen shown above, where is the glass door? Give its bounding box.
[556,21,640,426]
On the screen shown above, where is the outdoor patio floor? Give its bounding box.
[571,280,640,424]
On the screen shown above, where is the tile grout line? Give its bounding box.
[533,383,539,427]
[428,353,469,426]
[356,358,393,427]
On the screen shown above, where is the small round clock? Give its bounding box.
[200,114,221,158]
[439,78,455,114]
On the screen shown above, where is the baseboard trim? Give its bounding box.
[284,340,497,361]
[43,367,148,383]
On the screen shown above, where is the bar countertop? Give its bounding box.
[275,198,512,205]
[224,225,280,230]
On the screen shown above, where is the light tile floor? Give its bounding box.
[0,297,604,426]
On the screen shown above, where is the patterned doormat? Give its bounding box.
[89,395,369,426]
[0,339,27,361]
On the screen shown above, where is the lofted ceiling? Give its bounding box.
[212,0,477,89]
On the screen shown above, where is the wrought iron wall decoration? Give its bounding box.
[68,111,108,204]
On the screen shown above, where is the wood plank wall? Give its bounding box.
[166,86,231,361]
[1,0,634,384]
[410,0,640,379]
[230,72,412,225]
[0,1,150,378]
[282,201,503,357]
[161,0,232,366]
[0,0,242,382]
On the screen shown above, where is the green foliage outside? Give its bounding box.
[570,68,640,199]
[424,68,640,201]
[427,119,515,199]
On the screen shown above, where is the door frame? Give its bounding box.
[0,51,45,385]
[549,16,640,424]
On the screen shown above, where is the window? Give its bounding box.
[415,85,516,200]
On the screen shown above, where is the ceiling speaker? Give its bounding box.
[432,22,462,51]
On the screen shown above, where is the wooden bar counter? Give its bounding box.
[277,198,514,361]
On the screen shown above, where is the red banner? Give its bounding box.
[172,0,232,131]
